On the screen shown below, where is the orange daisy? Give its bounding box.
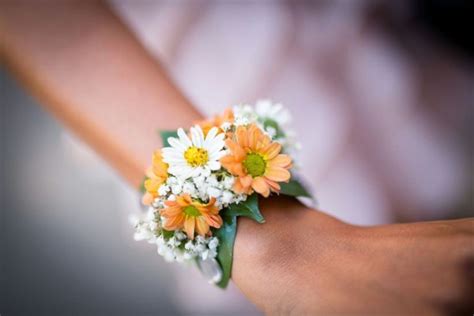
[220,124,292,197]
[197,108,234,135]
[142,150,168,205]
[161,194,223,239]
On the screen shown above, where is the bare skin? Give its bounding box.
[236,197,473,315]
[1,2,473,315]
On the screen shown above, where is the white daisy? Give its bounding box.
[162,125,226,179]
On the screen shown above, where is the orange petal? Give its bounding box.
[251,177,270,197]
[233,163,245,176]
[241,175,253,188]
[222,108,234,122]
[236,126,248,148]
[221,159,245,176]
[225,139,246,160]
[220,155,235,164]
[233,176,252,195]
[265,166,291,182]
[142,192,154,205]
[184,217,196,239]
[145,167,154,179]
[266,179,281,192]
[210,204,220,215]
[205,214,223,229]
[195,217,210,236]
[268,154,292,168]
[144,178,156,192]
[163,213,185,230]
[205,197,217,207]
[233,179,245,194]
[151,151,169,177]
[177,194,192,206]
[256,133,271,151]
[183,194,193,204]
[164,200,178,207]
[262,142,281,159]
[161,206,183,217]
[247,125,259,150]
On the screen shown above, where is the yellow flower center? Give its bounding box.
[243,153,267,177]
[183,205,201,217]
[184,146,209,167]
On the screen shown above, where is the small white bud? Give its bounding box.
[221,191,233,204]
[208,237,219,250]
[158,185,170,196]
[207,187,221,198]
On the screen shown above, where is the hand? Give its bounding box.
[234,196,474,315]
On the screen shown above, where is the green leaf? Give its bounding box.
[263,118,285,138]
[214,214,237,289]
[226,194,264,223]
[159,130,179,147]
[279,179,312,198]
[213,195,264,288]
[161,229,174,240]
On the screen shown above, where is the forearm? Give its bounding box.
[0,1,199,187]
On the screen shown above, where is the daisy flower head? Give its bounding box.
[142,150,168,205]
[162,125,226,179]
[220,124,292,197]
[161,194,223,239]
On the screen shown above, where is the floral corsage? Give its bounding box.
[132,100,311,288]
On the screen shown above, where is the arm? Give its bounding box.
[0,0,200,187]
[1,2,472,315]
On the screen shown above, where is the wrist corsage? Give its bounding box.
[132,100,312,288]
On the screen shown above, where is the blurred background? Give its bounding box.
[1,1,473,315]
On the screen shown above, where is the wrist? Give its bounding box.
[232,195,349,312]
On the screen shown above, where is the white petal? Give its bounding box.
[162,147,182,157]
[209,150,225,161]
[204,127,218,145]
[168,137,188,151]
[167,166,180,175]
[177,128,192,147]
[214,132,225,142]
[190,126,204,147]
[162,156,184,165]
[183,167,196,179]
[173,161,188,167]
[161,147,174,154]
[164,152,185,161]
[190,127,199,146]
[169,165,193,179]
[207,142,225,157]
[204,132,224,150]
[162,147,186,164]
[201,167,211,177]
[206,136,225,152]
[208,160,221,170]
